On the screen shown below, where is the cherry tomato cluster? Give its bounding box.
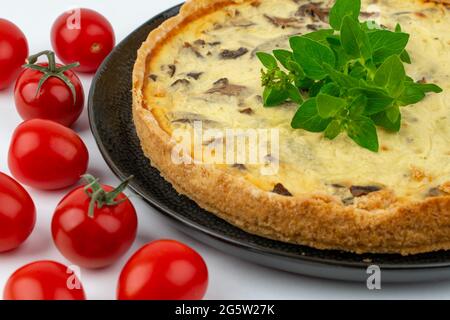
[0,8,209,300]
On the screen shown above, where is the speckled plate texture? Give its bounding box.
[88,3,450,282]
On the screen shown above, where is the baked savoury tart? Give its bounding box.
[133,0,450,255]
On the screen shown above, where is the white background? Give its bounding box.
[1,0,449,300]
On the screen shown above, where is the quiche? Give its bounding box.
[132,0,450,255]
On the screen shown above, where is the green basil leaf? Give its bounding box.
[400,49,411,64]
[324,120,342,140]
[287,83,304,104]
[256,52,278,69]
[272,49,293,69]
[349,86,394,115]
[316,93,347,118]
[291,98,332,132]
[263,86,289,107]
[347,116,379,152]
[349,94,367,117]
[371,109,401,132]
[386,105,400,123]
[303,29,335,44]
[327,37,352,68]
[340,15,372,60]
[329,0,361,30]
[397,82,425,106]
[286,60,305,78]
[326,35,341,46]
[367,30,409,64]
[308,80,325,97]
[349,61,367,79]
[323,64,359,89]
[374,55,405,97]
[320,82,341,96]
[394,23,412,64]
[412,82,443,94]
[397,81,443,106]
[363,58,377,76]
[290,37,336,80]
[296,77,315,90]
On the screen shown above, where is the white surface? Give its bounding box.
[1,0,449,300]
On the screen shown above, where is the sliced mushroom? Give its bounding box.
[239,108,254,115]
[360,11,379,18]
[187,72,203,80]
[183,42,204,58]
[219,47,249,59]
[272,183,293,197]
[203,136,224,146]
[214,78,229,86]
[295,2,329,23]
[219,8,256,28]
[170,112,219,126]
[231,18,256,28]
[393,11,413,16]
[148,74,158,81]
[164,64,176,78]
[342,197,355,206]
[205,78,247,96]
[213,23,223,30]
[329,184,354,204]
[264,14,303,28]
[426,187,443,198]
[232,163,247,170]
[307,24,319,31]
[170,79,190,87]
[254,95,263,103]
[193,39,206,46]
[350,185,382,197]
[415,12,427,18]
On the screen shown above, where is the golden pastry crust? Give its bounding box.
[132,0,450,255]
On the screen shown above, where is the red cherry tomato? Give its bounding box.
[0,172,35,252]
[8,119,89,190]
[117,240,208,300]
[3,260,86,300]
[0,19,28,90]
[14,51,84,127]
[51,8,115,73]
[52,175,137,269]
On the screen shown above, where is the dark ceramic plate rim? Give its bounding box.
[88,3,450,276]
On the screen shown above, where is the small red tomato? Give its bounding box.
[51,8,115,73]
[0,172,36,252]
[8,119,89,190]
[52,175,137,269]
[3,260,86,300]
[117,240,208,300]
[14,51,84,127]
[0,19,29,90]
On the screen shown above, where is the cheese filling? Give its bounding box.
[144,0,450,201]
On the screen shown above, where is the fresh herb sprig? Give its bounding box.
[257,0,442,152]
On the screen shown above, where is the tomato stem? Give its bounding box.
[82,174,133,218]
[24,50,80,105]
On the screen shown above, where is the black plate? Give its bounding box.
[88,3,450,283]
